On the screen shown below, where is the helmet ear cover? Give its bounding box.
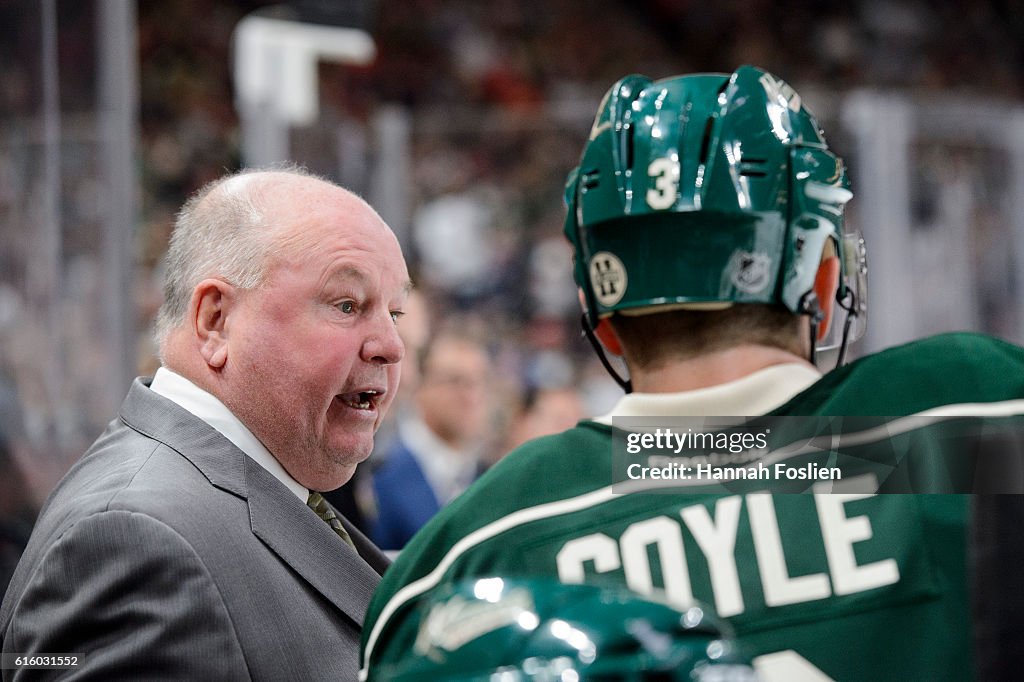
[564,65,855,334]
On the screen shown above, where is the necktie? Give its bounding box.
[307,491,357,551]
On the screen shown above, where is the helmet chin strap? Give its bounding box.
[835,289,859,367]
[798,292,825,366]
[580,314,633,394]
[802,289,860,369]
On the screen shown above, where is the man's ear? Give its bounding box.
[190,279,234,369]
[813,255,842,341]
[578,287,624,356]
[593,317,624,357]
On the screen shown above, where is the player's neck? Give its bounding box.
[629,344,815,393]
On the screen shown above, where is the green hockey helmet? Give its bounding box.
[375,578,759,681]
[564,65,864,347]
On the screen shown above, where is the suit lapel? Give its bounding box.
[120,378,248,497]
[246,456,380,626]
[120,377,382,626]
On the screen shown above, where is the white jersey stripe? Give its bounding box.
[359,484,619,678]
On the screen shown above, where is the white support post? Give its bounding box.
[97,0,139,418]
[842,92,915,351]
[233,14,376,167]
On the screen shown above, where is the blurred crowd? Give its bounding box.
[1,0,1024,549]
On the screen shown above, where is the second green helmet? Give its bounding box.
[374,578,759,681]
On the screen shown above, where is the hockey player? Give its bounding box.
[360,65,1024,681]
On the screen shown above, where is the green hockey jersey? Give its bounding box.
[360,333,1024,681]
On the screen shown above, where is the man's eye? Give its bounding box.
[338,301,356,314]
[390,311,404,324]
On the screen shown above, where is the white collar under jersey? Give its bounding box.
[592,362,822,424]
[149,367,308,503]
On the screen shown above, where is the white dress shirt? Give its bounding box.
[149,367,308,502]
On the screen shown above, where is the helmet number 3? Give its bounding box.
[646,157,680,210]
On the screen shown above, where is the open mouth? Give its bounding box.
[337,390,381,410]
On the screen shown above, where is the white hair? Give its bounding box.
[153,164,326,357]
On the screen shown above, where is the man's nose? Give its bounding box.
[362,313,405,365]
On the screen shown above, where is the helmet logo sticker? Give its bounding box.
[590,252,628,307]
[413,588,535,655]
[729,251,772,294]
[759,73,801,113]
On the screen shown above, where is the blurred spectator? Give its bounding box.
[502,385,585,455]
[412,186,505,306]
[0,433,33,602]
[0,375,35,599]
[370,333,490,550]
[526,232,578,320]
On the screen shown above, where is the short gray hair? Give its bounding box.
[153,165,323,354]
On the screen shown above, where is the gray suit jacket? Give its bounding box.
[0,378,389,680]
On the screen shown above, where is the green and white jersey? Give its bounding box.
[360,333,1024,681]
